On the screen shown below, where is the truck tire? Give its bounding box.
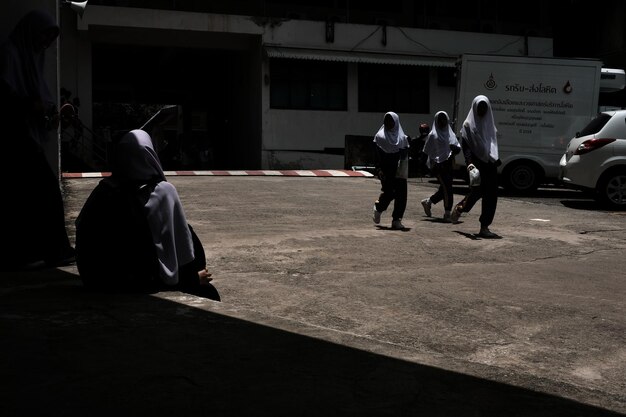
[502,160,542,194]
[595,168,626,210]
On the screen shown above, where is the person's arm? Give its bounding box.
[178,224,219,300]
[373,143,385,180]
[461,124,473,166]
[449,141,461,159]
[461,133,479,174]
[179,224,212,287]
[0,79,32,119]
[43,102,59,131]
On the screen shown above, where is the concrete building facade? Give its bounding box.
[4,1,622,172]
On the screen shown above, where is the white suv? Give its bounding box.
[560,110,626,209]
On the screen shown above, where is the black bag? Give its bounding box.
[75,177,159,292]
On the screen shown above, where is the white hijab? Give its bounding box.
[114,129,195,286]
[461,95,499,163]
[373,111,409,154]
[423,111,459,167]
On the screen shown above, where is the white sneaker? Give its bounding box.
[373,205,381,224]
[391,219,405,230]
[421,198,432,217]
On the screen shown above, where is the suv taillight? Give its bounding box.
[574,138,616,155]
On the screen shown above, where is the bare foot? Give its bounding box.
[198,268,213,285]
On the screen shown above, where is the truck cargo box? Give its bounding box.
[453,54,604,192]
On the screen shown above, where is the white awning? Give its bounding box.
[264,46,456,67]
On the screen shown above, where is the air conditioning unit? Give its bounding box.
[600,68,626,93]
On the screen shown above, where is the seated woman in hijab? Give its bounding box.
[75,129,218,300]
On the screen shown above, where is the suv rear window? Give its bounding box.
[579,113,612,137]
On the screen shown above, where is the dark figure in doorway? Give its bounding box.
[0,10,75,270]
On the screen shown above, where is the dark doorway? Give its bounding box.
[92,43,250,170]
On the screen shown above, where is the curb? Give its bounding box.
[62,169,374,178]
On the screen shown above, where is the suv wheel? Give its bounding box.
[502,161,542,194]
[596,168,626,209]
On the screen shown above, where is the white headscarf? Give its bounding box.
[114,129,166,183]
[423,111,460,167]
[460,95,499,163]
[114,129,195,286]
[0,9,59,143]
[373,111,409,154]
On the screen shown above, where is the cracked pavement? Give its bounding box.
[1,175,624,416]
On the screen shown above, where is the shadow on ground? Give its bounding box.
[1,268,622,417]
[414,177,615,212]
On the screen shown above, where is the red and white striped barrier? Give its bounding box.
[62,169,374,178]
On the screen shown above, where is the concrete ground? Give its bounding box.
[1,175,625,417]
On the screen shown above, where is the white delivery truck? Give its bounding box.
[452,54,606,193]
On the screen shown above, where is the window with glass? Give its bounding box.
[358,64,429,113]
[270,58,347,110]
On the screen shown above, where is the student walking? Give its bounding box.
[450,95,501,238]
[420,111,461,222]
[372,111,409,230]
